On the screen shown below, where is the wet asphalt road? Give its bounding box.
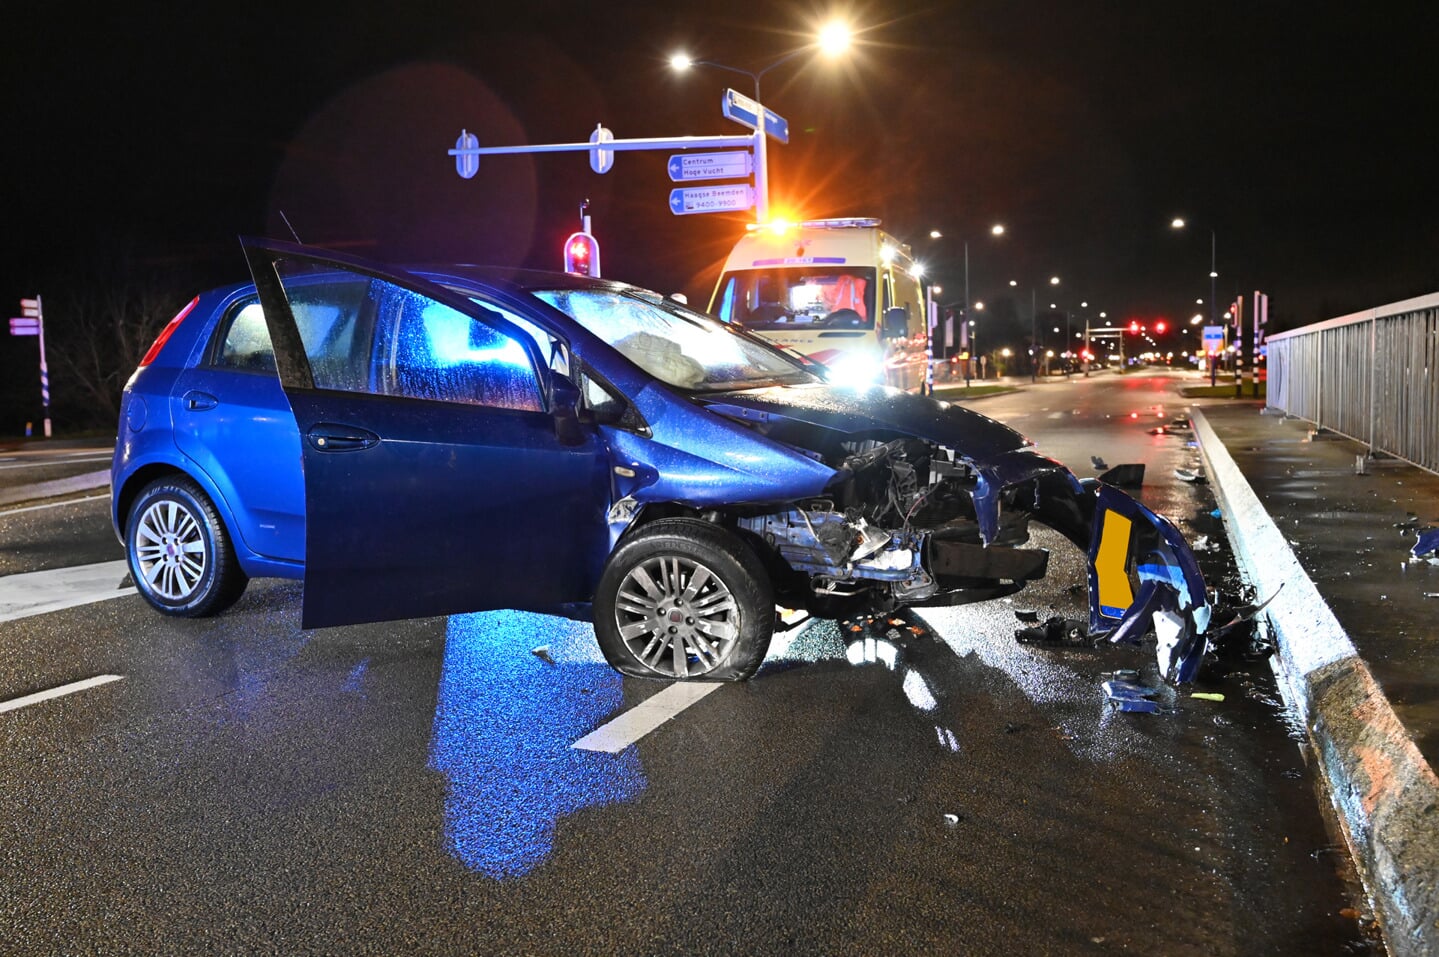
[0,373,1378,955]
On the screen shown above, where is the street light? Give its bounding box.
[1170,217,1217,330]
[671,21,854,222]
[929,224,1005,378]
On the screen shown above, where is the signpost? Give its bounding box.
[1202,324,1225,386]
[11,297,50,437]
[588,125,614,174]
[720,88,790,143]
[668,185,754,216]
[667,151,752,182]
[449,85,790,223]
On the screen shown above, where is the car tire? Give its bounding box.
[126,476,248,617]
[594,519,774,681]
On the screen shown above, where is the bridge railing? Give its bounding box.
[1266,291,1439,475]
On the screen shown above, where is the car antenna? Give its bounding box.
[278,210,303,244]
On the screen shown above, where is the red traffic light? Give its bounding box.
[1154,320,1167,334]
[1128,320,1141,334]
[563,231,600,277]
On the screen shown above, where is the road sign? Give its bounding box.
[589,125,614,174]
[9,318,39,336]
[20,298,39,318]
[1202,325,1225,355]
[721,89,789,144]
[454,130,479,179]
[668,185,754,216]
[667,151,752,182]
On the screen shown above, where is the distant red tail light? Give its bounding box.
[138,296,199,366]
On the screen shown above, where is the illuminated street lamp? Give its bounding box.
[1170,217,1217,329]
[929,224,1005,374]
[671,21,853,222]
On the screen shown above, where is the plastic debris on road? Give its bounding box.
[1015,616,1089,646]
[1103,678,1170,714]
[1111,697,1165,714]
[1190,692,1226,702]
[1096,463,1145,488]
[1411,527,1439,560]
[1102,679,1160,700]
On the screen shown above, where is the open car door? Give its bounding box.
[241,238,609,629]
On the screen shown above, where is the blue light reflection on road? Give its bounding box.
[428,610,646,879]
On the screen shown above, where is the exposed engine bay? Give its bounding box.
[737,436,1056,613]
[692,413,1211,684]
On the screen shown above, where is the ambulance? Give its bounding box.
[707,218,930,393]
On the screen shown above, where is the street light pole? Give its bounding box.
[1030,287,1037,381]
[673,24,852,224]
[963,241,971,384]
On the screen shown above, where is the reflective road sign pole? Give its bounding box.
[36,295,50,438]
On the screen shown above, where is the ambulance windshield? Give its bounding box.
[712,267,878,331]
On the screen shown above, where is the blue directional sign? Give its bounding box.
[669,185,755,216]
[1202,325,1225,356]
[721,89,790,144]
[667,151,753,182]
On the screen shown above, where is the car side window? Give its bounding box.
[213,299,278,375]
[226,272,375,391]
[373,281,544,412]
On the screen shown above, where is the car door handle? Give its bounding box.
[305,424,380,452]
[184,390,219,411]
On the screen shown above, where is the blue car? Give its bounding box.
[112,239,1213,682]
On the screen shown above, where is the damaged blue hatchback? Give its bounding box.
[112,239,1212,682]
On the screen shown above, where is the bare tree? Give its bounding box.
[45,246,202,429]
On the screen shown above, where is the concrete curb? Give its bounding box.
[1192,408,1439,957]
[0,469,111,507]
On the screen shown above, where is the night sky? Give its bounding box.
[4,1,1437,429]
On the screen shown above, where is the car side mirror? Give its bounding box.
[550,376,586,446]
[882,306,908,339]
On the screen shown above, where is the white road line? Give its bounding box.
[0,675,125,715]
[0,560,135,623]
[0,493,110,516]
[573,681,723,753]
[0,455,112,471]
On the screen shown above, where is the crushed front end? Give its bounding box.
[733,435,1211,682]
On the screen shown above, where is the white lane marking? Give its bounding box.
[0,560,135,623]
[0,675,125,715]
[573,681,723,753]
[0,493,110,516]
[0,454,113,471]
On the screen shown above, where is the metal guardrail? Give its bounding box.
[1266,291,1439,475]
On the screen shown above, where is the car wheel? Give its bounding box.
[594,519,774,681]
[126,476,248,617]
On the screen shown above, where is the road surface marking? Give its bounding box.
[0,560,134,623]
[0,494,110,516]
[0,454,112,471]
[573,682,723,753]
[0,675,125,715]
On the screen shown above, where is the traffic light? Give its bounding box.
[1128,320,1142,334]
[563,231,600,277]
[1154,319,1167,334]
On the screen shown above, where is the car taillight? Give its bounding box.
[138,296,200,367]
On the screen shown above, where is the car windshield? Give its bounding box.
[533,287,820,392]
[712,267,878,330]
